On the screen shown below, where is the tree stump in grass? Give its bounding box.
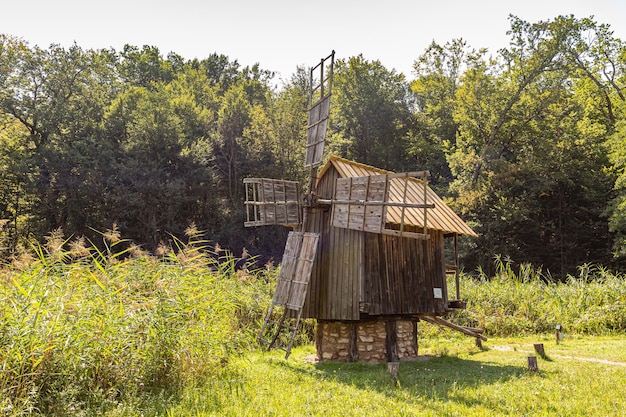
[527,356,539,372]
[533,343,546,358]
[475,337,483,349]
[387,362,400,383]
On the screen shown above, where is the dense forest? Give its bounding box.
[0,14,625,277]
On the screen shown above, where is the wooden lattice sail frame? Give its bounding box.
[244,178,301,227]
[249,52,335,358]
[305,50,334,170]
[326,171,434,240]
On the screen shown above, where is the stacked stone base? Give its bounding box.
[316,319,418,363]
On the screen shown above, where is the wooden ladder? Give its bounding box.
[257,231,319,359]
[258,304,304,359]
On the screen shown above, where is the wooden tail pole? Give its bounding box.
[419,315,487,341]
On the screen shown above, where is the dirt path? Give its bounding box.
[491,345,626,367]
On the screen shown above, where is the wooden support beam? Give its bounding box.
[419,315,487,341]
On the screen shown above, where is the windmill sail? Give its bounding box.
[244,178,301,227]
[252,51,335,359]
[304,50,335,169]
[330,172,435,239]
[273,231,320,309]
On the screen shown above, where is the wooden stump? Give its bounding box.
[387,361,400,382]
[527,356,539,372]
[533,343,545,358]
[475,337,483,349]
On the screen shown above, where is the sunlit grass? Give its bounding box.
[3,238,626,416]
[451,259,626,336]
[0,227,275,416]
[168,335,626,417]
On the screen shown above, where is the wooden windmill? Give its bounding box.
[245,51,482,361]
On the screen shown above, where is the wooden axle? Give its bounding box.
[315,198,435,209]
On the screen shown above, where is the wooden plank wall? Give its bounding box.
[301,206,327,318]
[302,164,449,320]
[319,226,361,320]
[301,166,334,319]
[363,229,448,315]
[302,165,361,321]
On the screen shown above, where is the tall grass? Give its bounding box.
[0,227,274,416]
[3,235,626,415]
[452,256,626,336]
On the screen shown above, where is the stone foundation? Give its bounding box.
[316,319,418,363]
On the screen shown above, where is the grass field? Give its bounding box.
[2,232,626,416]
[168,334,626,417]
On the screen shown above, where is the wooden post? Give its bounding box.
[412,321,419,356]
[387,361,400,383]
[475,337,483,349]
[385,320,399,362]
[349,323,358,362]
[454,233,460,300]
[534,343,546,358]
[527,356,539,372]
[315,320,324,361]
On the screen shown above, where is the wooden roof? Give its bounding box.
[317,156,478,237]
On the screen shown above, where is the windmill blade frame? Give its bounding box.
[325,171,435,240]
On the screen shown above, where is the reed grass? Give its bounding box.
[0,227,274,416]
[450,257,626,336]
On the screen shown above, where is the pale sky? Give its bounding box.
[2,0,625,84]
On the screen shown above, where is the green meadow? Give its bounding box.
[2,233,626,416]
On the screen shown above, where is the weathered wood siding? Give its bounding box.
[300,206,329,318]
[362,229,448,315]
[302,164,449,320]
[302,165,361,320]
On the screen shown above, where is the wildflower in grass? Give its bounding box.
[185,222,200,239]
[155,241,171,257]
[10,244,34,269]
[129,243,146,258]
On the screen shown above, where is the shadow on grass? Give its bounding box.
[321,355,527,389]
[270,353,536,414]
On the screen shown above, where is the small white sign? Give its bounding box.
[433,288,443,299]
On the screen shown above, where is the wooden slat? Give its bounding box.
[305,75,332,168]
[322,156,477,237]
[287,233,320,309]
[273,232,302,306]
[243,178,301,226]
[274,232,320,311]
[331,174,432,239]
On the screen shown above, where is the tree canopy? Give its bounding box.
[1,14,625,277]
